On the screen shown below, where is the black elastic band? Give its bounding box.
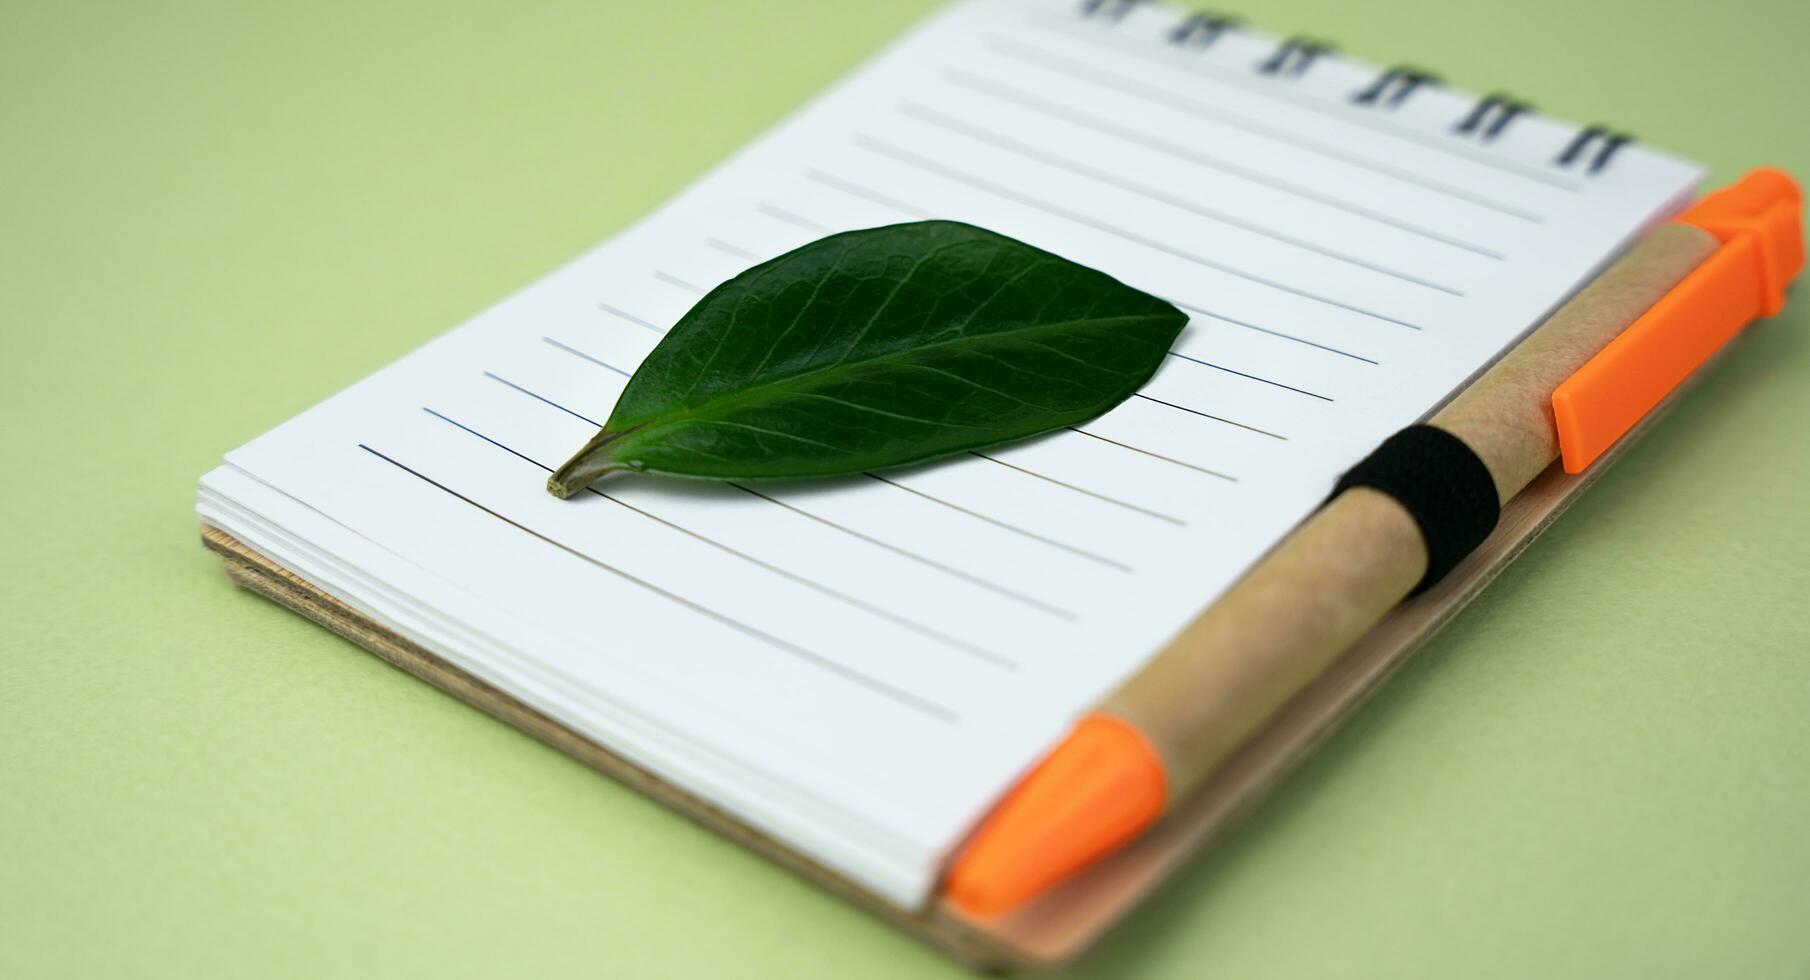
[1331,424,1500,594]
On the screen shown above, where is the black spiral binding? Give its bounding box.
[1453,92,1534,142]
[1556,125,1635,174]
[1350,65,1442,109]
[1075,2,1635,175]
[1079,0,1148,21]
[1168,11,1241,48]
[1257,35,1336,77]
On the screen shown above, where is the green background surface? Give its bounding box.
[4,0,1807,976]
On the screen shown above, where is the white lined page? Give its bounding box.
[199,0,1702,905]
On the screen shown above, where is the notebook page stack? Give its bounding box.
[197,0,1702,906]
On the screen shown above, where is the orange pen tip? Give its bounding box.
[945,713,1168,917]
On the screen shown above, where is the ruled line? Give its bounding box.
[970,451,1187,525]
[422,407,1018,670]
[706,237,764,263]
[982,35,1551,222]
[481,373,604,426]
[733,484,1079,621]
[1172,301,1380,365]
[805,170,936,219]
[1164,352,1334,401]
[1134,393,1289,440]
[938,68,1507,260]
[841,138,1430,330]
[897,100,1467,295]
[654,270,706,294]
[542,337,631,377]
[357,443,961,723]
[488,362,1079,620]
[865,472,1135,572]
[1067,426,1237,481]
[599,302,665,334]
[482,371,590,416]
[756,202,830,233]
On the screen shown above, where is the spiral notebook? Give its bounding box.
[197,0,1704,966]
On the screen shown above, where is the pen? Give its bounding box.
[945,168,1803,916]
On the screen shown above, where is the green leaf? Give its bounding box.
[547,220,1186,496]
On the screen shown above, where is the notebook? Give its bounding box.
[197,0,1702,946]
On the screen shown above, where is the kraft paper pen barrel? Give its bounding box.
[945,168,1802,917]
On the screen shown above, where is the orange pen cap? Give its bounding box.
[944,713,1168,917]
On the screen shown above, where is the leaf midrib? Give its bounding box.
[612,310,1177,435]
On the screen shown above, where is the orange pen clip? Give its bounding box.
[1552,168,1804,473]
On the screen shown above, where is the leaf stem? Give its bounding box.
[546,426,638,499]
